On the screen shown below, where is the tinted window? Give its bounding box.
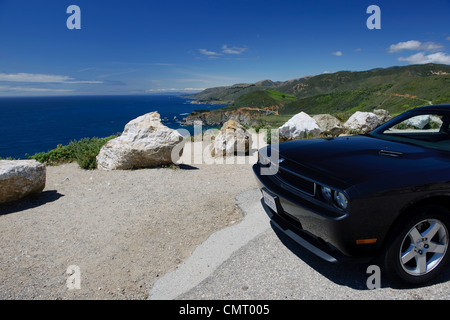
[370,112,450,151]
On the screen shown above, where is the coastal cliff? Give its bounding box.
[182,106,279,127]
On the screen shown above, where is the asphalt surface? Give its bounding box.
[149,189,450,300]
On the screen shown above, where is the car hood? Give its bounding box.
[273,135,450,186]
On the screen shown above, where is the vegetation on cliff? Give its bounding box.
[186,64,450,127]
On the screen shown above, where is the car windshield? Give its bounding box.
[369,110,450,152]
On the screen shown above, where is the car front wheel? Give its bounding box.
[381,205,450,286]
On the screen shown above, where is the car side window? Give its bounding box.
[384,114,444,134]
[376,113,450,151]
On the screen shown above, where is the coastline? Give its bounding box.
[0,95,226,160]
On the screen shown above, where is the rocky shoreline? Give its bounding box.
[181,107,278,127]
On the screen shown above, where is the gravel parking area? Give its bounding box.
[0,159,257,299]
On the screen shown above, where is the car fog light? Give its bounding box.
[334,192,348,209]
[321,186,333,201]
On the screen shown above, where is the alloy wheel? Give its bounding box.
[399,219,449,276]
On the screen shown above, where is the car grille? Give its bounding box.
[274,166,316,197]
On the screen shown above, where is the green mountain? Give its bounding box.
[186,79,285,104]
[185,64,450,126]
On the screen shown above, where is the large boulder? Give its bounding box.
[96,112,185,170]
[404,115,431,129]
[211,120,251,157]
[278,112,322,140]
[312,114,343,137]
[343,111,379,134]
[373,109,392,124]
[0,160,46,204]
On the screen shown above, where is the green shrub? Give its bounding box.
[70,136,116,169]
[29,135,117,169]
[29,144,75,165]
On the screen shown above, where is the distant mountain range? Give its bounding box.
[184,64,450,127]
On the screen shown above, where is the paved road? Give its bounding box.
[149,189,450,300]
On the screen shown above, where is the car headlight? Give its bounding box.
[334,191,348,210]
[321,186,333,202]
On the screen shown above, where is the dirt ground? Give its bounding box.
[0,155,259,299]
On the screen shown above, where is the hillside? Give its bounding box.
[186,79,287,104]
[184,64,450,126]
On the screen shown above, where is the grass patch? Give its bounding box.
[265,89,297,101]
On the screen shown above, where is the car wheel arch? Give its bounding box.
[377,195,450,254]
[375,197,450,284]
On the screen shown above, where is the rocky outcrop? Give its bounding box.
[343,111,379,134]
[96,112,184,170]
[278,112,322,140]
[312,114,343,137]
[0,160,46,203]
[183,107,278,127]
[211,120,252,157]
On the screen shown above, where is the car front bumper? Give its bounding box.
[253,164,376,263]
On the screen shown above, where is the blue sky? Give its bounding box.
[0,0,449,96]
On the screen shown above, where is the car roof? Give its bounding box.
[412,104,450,112]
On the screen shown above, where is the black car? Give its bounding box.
[253,105,450,285]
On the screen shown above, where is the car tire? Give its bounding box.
[380,204,450,286]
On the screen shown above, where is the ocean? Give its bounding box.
[0,95,224,159]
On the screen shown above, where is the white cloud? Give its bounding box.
[183,88,206,91]
[388,40,421,52]
[197,45,247,58]
[447,36,450,41]
[77,67,97,72]
[221,45,247,55]
[0,72,102,84]
[0,85,74,93]
[331,51,343,56]
[147,88,205,93]
[398,52,450,65]
[420,42,445,51]
[388,40,444,53]
[198,49,222,56]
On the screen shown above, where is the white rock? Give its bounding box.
[278,112,322,140]
[373,109,392,124]
[0,160,46,203]
[344,111,379,134]
[404,115,430,129]
[212,120,251,157]
[96,112,184,170]
[430,115,443,128]
[312,114,343,137]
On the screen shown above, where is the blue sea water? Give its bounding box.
[0,95,224,159]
